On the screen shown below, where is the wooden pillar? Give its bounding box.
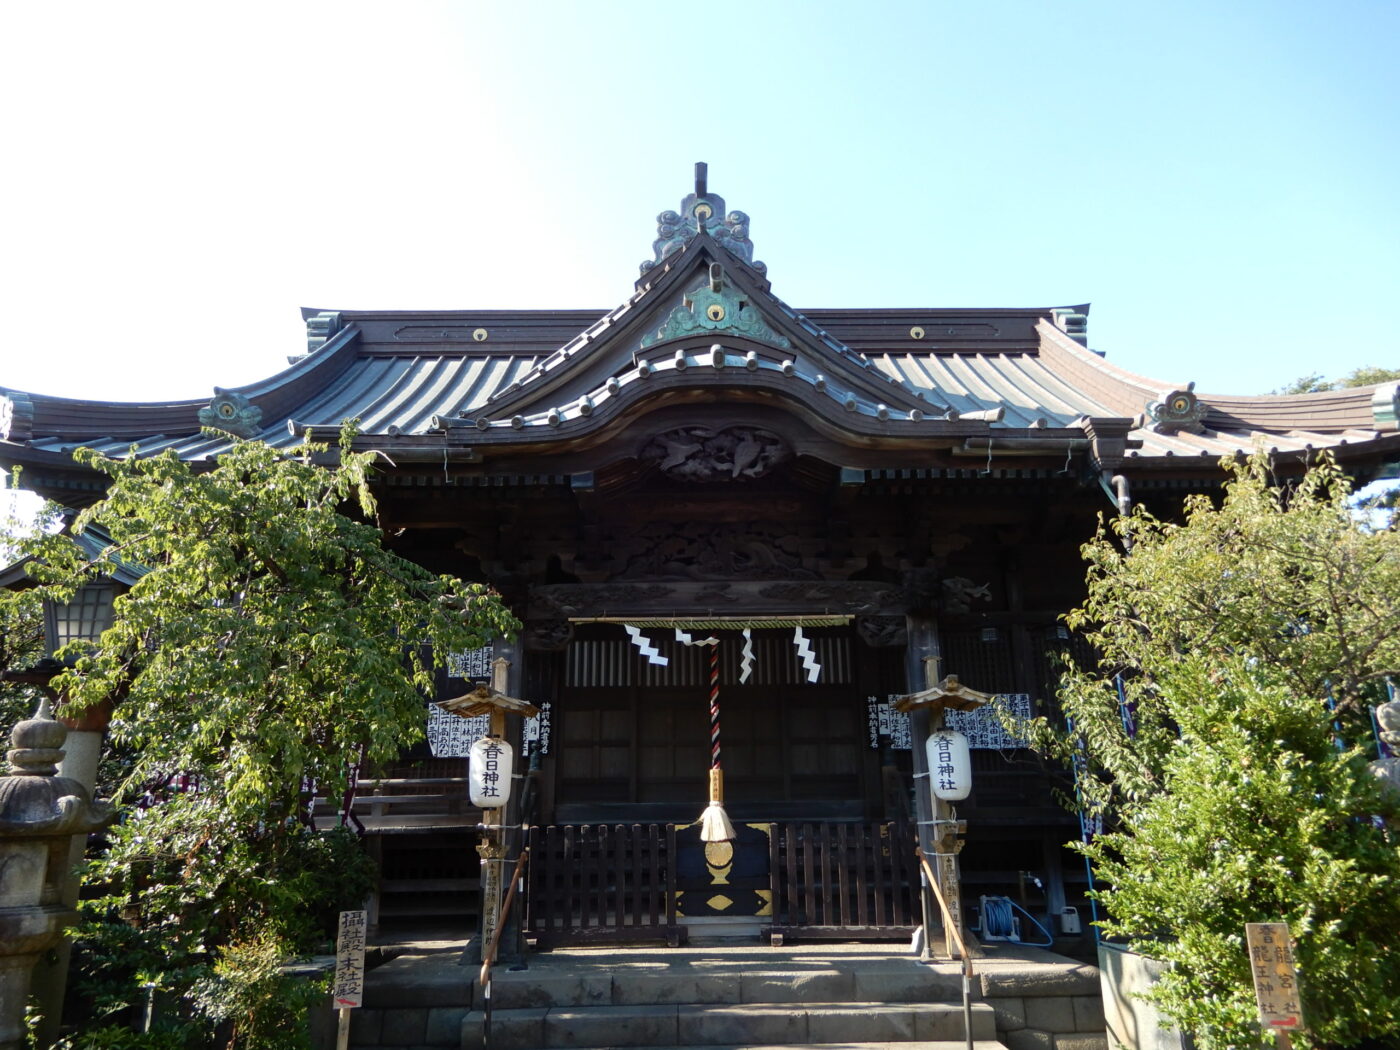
[1041,834,1067,927]
[926,702,966,960]
[1005,559,1066,932]
[903,615,945,958]
[478,643,529,965]
[475,653,510,960]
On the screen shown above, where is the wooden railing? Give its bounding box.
[480,848,530,1050]
[525,823,685,948]
[918,847,977,1050]
[312,776,477,833]
[768,821,920,941]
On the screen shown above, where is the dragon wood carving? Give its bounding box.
[641,426,791,482]
[619,522,818,581]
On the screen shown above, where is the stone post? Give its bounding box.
[1371,692,1400,808]
[0,699,114,1049]
[32,698,113,1047]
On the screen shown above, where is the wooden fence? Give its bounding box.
[524,820,920,947]
[525,823,685,948]
[767,821,920,941]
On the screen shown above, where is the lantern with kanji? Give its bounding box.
[468,735,514,809]
[926,729,972,801]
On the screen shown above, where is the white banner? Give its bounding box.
[866,693,1033,750]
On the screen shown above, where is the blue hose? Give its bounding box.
[981,896,1055,946]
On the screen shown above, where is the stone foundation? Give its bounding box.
[319,941,1108,1050]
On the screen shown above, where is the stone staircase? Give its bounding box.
[344,941,1107,1050]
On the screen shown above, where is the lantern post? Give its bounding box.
[435,659,538,961]
[0,699,116,1050]
[0,554,131,1047]
[895,672,992,960]
[1372,687,1400,820]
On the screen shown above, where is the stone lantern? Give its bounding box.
[0,697,115,1050]
[1372,693,1400,805]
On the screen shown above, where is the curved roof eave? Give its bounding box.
[1032,320,1400,466]
[0,323,362,445]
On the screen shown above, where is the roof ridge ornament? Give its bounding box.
[640,263,790,350]
[306,310,343,355]
[0,390,34,442]
[1372,381,1400,432]
[198,387,263,439]
[1050,306,1090,346]
[1145,382,1209,434]
[640,162,766,276]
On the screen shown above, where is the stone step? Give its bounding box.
[462,1000,997,1050]
[567,1044,1009,1050]
[482,966,966,1010]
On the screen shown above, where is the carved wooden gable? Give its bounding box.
[435,227,996,463]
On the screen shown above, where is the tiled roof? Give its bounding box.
[2,211,1396,478]
[4,307,1396,470]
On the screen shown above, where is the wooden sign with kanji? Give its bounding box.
[332,909,368,1009]
[1246,922,1305,1034]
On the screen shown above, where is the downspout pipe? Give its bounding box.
[1097,472,1133,551]
[1112,474,1131,518]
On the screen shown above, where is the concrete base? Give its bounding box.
[334,940,1108,1050]
[679,915,773,939]
[1098,943,1188,1050]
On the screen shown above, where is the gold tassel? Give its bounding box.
[699,767,736,843]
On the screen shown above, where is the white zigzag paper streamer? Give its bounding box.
[625,624,668,666]
[793,626,821,683]
[674,628,718,647]
[739,628,754,683]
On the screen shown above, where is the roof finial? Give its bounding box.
[639,166,766,277]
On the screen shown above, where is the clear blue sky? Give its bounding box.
[1,0,1396,403]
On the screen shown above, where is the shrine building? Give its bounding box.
[4,165,1398,946]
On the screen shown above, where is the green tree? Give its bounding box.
[1274,372,1331,395]
[1340,365,1400,389]
[0,494,79,735]
[1274,365,1400,395]
[43,429,518,1047]
[1024,454,1400,1049]
[0,557,47,733]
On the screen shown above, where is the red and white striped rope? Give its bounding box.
[709,643,721,770]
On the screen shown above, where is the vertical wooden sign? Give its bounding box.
[332,909,368,1049]
[479,846,504,947]
[477,657,510,949]
[1245,922,1305,1042]
[940,853,963,944]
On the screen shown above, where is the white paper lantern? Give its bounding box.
[926,729,972,801]
[469,736,514,809]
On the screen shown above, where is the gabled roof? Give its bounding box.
[3,168,1398,493]
[0,521,147,590]
[427,230,1010,450]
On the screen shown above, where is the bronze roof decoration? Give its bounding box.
[1374,382,1400,431]
[640,264,790,350]
[1144,383,1209,435]
[640,162,764,276]
[303,310,343,357]
[0,390,33,443]
[198,388,264,439]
